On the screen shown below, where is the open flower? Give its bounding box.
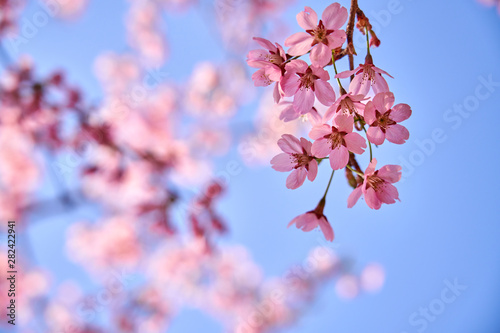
[323,91,366,121]
[309,114,366,170]
[364,92,412,145]
[347,158,402,210]
[285,3,348,67]
[271,134,318,189]
[281,59,335,115]
[288,198,334,241]
[335,55,393,96]
[248,37,287,102]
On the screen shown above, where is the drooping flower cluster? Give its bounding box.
[248,2,412,241]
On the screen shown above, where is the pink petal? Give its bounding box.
[326,29,347,49]
[365,158,378,175]
[323,100,341,122]
[273,82,283,103]
[378,164,402,183]
[285,59,309,73]
[265,64,282,82]
[322,3,348,30]
[364,187,382,209]
[335,66,360,79]
[347,186,362,208]
[311,138,331,158]
[310,43,332,67]
[385,124,409,144]
[333,113,354,133]
[314,79,336,106]
[344,132,367,154]
[318,217,334,241]
[280,73,300,96]
[299,137,313,154]
[367,126,386,145]
[307,159,318,181]
[390,103,412,122]
[307,108,322,125]
[376,182,399,204]
[363,101,377,125]
[253,37,275,51]
[295,213,318,231]
[373,92,394,113]
[293,87,315,114]
[285,32,314,56]
[271,153,295,172]
[297,6,318,30]
[286,167,307,189]
[246,49,270,68]
[251,69,271,87]
[309,124,332,140]
[329,145,349,170]
[278,134,303,154]
[349,72,370,96]
[372,74,390,94]
[373,66,394,78]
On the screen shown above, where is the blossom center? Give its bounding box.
[297,68,318,90]
[325,128,345,149]
[374,111,396,131]
[366,174,384,191]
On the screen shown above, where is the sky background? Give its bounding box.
[7,0,500,332]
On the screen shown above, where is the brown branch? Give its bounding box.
[346,0,359,80]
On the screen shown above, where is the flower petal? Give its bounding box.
[310,43,332,67]
[373,92,394,113]
[365,187,382,209]
[314,79,336,106]
[307,159,318,181]
[329,145,349,170]
[309,124,332,140]
[278,134,302,154]
[285,32,314,56]
[322,3,348,30]
[367,126,386,145]
[347,186,362,208]
[286,167,307,189]
[297,6,318,30]
[271,153,295,172]
[378,164,402,183]
[311,138,331,158]
[318,217,334,241]
[385,124,409,144]
[390,103,412,122]
[344,132,367,154]
[294,87,315,114]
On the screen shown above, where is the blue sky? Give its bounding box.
[9,0,500,332]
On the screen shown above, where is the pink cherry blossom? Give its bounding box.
[248,38,287,102]
[281,59,336,115]
[309,115,366,170]
[347,158,402,210]
[271,134,318,189]
[285,3,348,67]
[288,198,334,241]
[364,92,412,145]
[335,56,393,96]
[323,91,366,121]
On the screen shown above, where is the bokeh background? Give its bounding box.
[1,0,500,332]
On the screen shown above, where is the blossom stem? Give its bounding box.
[331,50,345,93]
[346,165,364,177]
[361,125,373,161]
[322,170,335,199]
[365,26,371,56]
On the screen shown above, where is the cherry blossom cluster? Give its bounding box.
[0,1,390,331]
[247,2,412,241]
